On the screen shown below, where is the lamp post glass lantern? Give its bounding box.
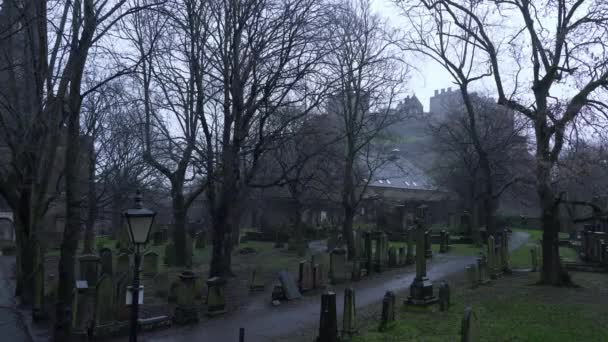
[124,190,155,342]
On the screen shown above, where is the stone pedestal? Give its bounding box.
[317,291,338,342]
[174,271,199,324]
[206,276,227,317]
[342,288,357,337]
[407,207,437,306]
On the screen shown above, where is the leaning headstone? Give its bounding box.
[438,282,450,311]
[278,270,301,300]
[342,288,357,337]
[378,291,396,332]
[174,271,199,324]
[94,275,116,333]
[143,251,159,277]
[388,247,398,267]
[299,261,314,292]
[99,248,113,276]
[460,306,479,342]
[250,267,266,292]
[116,252,130,276]
[330,248,348,284]
[153,272,170,298]
[317,291,338,342]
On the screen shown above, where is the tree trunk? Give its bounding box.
[480,155,497,236]
[341,154,356,260]
[209,216,234,278]
[54,107,83,340]
[171,187,188,267]
[83,142,96,254]
[342,207,356,259]
[293,201,306,257]
[537,155,567,285]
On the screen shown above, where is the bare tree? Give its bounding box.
[408,0,608,285]
[325,0,408,259]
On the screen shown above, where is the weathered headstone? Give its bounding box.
[99,248,113,276]
[317,291,338,342]
[250,267,265,292]
[278,270,302,300]
[153,272,169,298]
[175,271,199,324]
[438,282,450,311]
[143,251,159,277]
[342,288,357,337]
[299,261,314,292]
[330,248,348,284]
[378,291,396,332]
[79,254,100,287]
[460,306,479,342]
[116,252,130,276]
[94,275,116,332]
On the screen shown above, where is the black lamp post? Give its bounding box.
[124,190,156,342]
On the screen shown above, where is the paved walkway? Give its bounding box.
[136,232,529,342]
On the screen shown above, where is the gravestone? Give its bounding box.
[250,267,266,292]
[460,306,479,342]
[206,276,227,317]
[317,291,338,342]
[71,280,92,337]
[116,252,130,276]
[351,260,362,281]
[530,247,538,272]
[406,229,414,264]
[94,275,116,332]
[153,272,169,298]
[439,282,450,311]
[388,247,398,267]
[117,224,131,252]
[501,229,511,273]
[378,291,396,332]
[79,254,100,287]
[114,274,129,321]
[143,251,159,277]
[278,270,301,300]
[407,205,437,305]
[175,271,199,323]
[313,263,327,289]
[342,288,357,337]
[99,248,113,276]
[299,261,314,292]
[487,236,497,279]
[330,248,348,284]
[168,280,179,303]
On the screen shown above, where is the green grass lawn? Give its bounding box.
[350,271,608,342]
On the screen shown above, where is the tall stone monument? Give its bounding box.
[406,205,437,306]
